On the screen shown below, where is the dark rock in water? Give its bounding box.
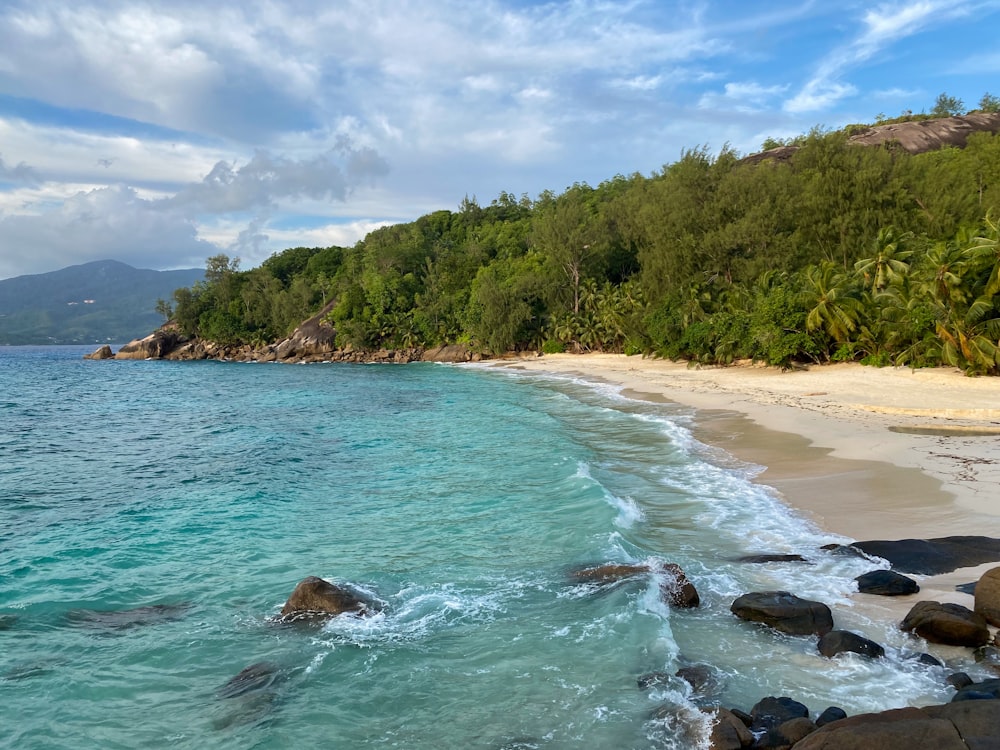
[750,696,810,732]
[659,563,699,608]
[901,601,990,647]
[736,554,809,564]
[217,662,284,700]
[570,561,699,608]
[707,707,753,749]
[952,678,1000,701]
[815,706,848,727]
[675,664,722,697]
[907,652,944,667]
[852,536,1000,575]
[956,581,978,595]
[65,603,191,631]
[731,591,834,636]
[946,672,974,690]
[820,543,873,560]
[279,576,376,621]
[637,671,672,690]
[730,708,753,727]
[0,614,18,630]
[817,630,885,659]
[793,700,1000,749]
[974,566,1000,627]
[855,570,919,596]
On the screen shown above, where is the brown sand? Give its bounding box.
[487,354,1000,610]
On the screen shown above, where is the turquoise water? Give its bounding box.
[0,347,983,749]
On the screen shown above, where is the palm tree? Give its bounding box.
[799,261,863,344]
[854,226,913,291]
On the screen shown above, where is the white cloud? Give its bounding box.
[699,81,788,112]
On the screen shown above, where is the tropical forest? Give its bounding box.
[167,95,1000,375]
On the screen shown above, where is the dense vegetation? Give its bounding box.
[169,101,1000,375]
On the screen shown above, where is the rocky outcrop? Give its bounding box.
[742,113,1000,165]
[974,566,1000,627]
[279,576,377,622]
[570,561,699,608]
[900,601,990,647]
[817,630,885,659]
[114,329,188,360]
[83,344,114,360]
[952,677,1000,702]
[792,700,1000,750]
[737,554,810,564]
[708,707,754,750]
[851,536,1000,575]
[420,344,474,362]
[731,591,834,636]
[855,570,919,596]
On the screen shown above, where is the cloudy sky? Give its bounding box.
[1,0,999,279]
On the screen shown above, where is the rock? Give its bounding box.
[637,671,672,690]
[851,536,1000,575]
[570,561,699,608]
[421,344,473,362]
[708,707,753,749]
[279,576,375,621]
[675,664,722,699]
[956,581,978,595]
[793,700,1000,749]
[952,678,1000,701]
[750,696,809,733]
[660,563,700,608]
[774,717,817,746]
[65,602,191,631]
[946,672,974,690]
[115,329,186,360]
[815,706,847,727]
[907,652,944,667]
[855,570,919,596]
[213,661,286,730]
[736,554,810,564]
[901,600,990,647]
[974,566,1000,627]
[217,662,284,699]
[817,630,885,659]
[0,614,18,630]
[83,345,114,360]
[731,591,834,636]
[271,302,339,361]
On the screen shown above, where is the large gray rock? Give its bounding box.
[83,345,114,360]
[708,708,753,749]
[731,591,834,636]
[974,566,1000,627]
[855,570,919,596]
[817,630,885,660]
[114,329,186,359]
[793,700,1000,749]
[901,601,990,647]
[851,536,1000,575]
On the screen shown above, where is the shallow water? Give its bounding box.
[0,347,986,749]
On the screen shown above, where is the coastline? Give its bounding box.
[487,353,1000,611]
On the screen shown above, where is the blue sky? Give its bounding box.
[1,0,999,279]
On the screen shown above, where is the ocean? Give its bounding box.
[0,346,986,749]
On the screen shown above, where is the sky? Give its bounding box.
[1,0,1000,280]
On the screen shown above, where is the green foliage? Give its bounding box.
[978,92,1000,113]
[542,339,565,354]
[931,92,965,117]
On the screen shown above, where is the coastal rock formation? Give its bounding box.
[742,112,1000,165]
[569,561,699,608]
[83,345,114,360]
[815,707,848,727]
[114,329,187,360]
[792,700,1000,750]
[817,630,885,659]
[851,536,1000,575]
[731,591,834,636]
[708,707,753,749]
[952,677,1000,701]
[272,301,338,361]
[900,601,990,647]
[279,576,376,621]
[420,344,474,362]
[737,554,810,564]
[974,566,1000,626]
[855,570,919,596]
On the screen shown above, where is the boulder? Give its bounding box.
[793,700,1000,749]
[817,630,885,659]
[708,708,753,749]
[421,344,473,363]
[216,662,283,699]
[731,591,834,636]
[675,664,721,697]
[279,576,375,621]
[736,554,810,564]
[750,696,809,733]
[815,707,848,727]
[65,602,191,630]
[660,563,700,608]
[855,570,919,596]
[946,672,974,690]
[852,536,1000,575]
[952,678,1000,701]
[974,566,1000,627]
[272,301,338,361]
[570,561,699,608]
[901,600,990,647]
[114,329,186,360]
[83,345,114,360]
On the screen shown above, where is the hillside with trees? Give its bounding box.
[167,96,1000,375]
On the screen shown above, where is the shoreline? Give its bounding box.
[487,353,1000,611]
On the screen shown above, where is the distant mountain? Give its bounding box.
[0,260,205,345]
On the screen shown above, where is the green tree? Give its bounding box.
[978,92,1000,113]
[931,92,965,117]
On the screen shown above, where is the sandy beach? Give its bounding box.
[490,354,1000,613]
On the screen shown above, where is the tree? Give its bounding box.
[155,298,174,323]
[854,227,913,291]
[931,92,964,118]
[799,261,863,345]
[978,92,1000,113]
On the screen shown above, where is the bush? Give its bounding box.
[542,339,565,354]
